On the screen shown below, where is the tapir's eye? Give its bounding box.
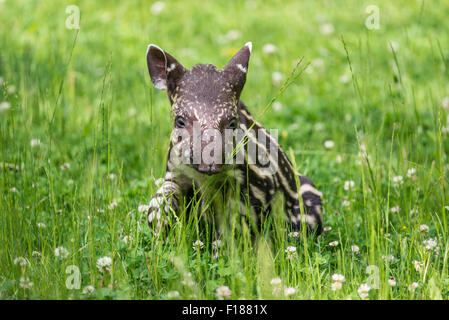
[175,116,186,128]
[228,118,238,129]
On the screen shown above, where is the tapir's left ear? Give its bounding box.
[146,44,186,92]
[222,42,252,95]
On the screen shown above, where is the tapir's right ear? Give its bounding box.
[146,44,186,91]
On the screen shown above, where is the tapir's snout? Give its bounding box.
[195,163,222,175]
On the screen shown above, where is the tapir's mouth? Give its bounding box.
[194,164,222,175]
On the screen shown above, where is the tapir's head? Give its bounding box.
[146,43,252,174]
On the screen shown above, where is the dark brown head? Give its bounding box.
[146,43,252,174]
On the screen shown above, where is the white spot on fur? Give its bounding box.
[167,63,176,73]
[236,64,247,73]
[154,78,167,90]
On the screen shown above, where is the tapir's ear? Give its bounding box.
[222,42,252,94]
[146,44,186,91]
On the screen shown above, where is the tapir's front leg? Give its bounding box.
[147,172,181,231]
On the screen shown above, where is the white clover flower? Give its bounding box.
[181,278,195,287]
[167,290,180,299]
[323,226,332,232]
[392,175,403,187]
[408,282,419,292]
[285,246,298,259]
[442,96,449,110]
[181,272,195,287]
[406,168,416,179]
[96,256,112,272]
[128,108,137,117]
[10,187,18,193]
[192,240,204,250]
[271,72,284,86]
[19,277,34,289]
[357,283,371,299]
[312,58,324,68]
[423,238,437,251]
[288,231,300,238]
[388,278,397,286]
[339,73,351,84]
[284,287,296,296]
[216,286,231,300]
[108,201,118,210]
[351,245,360,254]
[83,285,95,295]
[272,101,282,111]
[225,30,241,41]
[342,200,351,207]
[54,246,69,259]
[319,23,335,35]
[60,163,70,170]
[312,123,324,132]
[0,162,19,171]
[32,251,41,259]
[67,179,74,185]
[0,101,11,112]
[30,139,42,148]
[382,254,395,262]
[324,140,335,149]
[138,204,150,214]
[410,207,418,215]
[212,240,222,250]
[218,30,241,43]
[419,224,429,233]
[270,277,282,286]
[359,143,367,152]
[262,43,277,55]
[332,274,346,282]
[122,235,133,245]
[331,282,342,291]
[108,173,116,180]
[329,241,339,247]
[344,180,355,191]
[390,205,400,213]
[37,222,46,229]
[413,260,424,272]
[150,1,165,15]
[335,155,343,163]
[443,125,449,134]
[14,257,28,266]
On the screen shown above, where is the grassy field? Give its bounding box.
[1,0,448,300]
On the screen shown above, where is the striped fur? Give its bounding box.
[148,101,323,236]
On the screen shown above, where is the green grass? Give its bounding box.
[1,0,448,300]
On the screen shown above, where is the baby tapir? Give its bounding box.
[146,42,323,237]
